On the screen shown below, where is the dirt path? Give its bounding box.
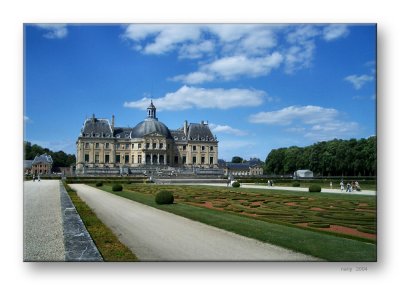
[69,184,320,261]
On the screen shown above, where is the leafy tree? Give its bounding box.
[231,156,243,163]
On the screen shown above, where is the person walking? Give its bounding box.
[346,182,351,192]
[330,181,333,189]
[340,181,344,192]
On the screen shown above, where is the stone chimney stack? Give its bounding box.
[183,120,188,136]
[111,115,115,131]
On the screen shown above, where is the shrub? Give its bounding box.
[155,190,174,205]
[232,181,240,188]
[292,182,301,187]
[95,182,103,187]
[112,184,123,192]
[309,185,322,192]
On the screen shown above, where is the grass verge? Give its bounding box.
[96,184,376,262]
[63,182,138,261]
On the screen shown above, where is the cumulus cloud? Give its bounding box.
[124,85,266,111]
[122,24,203,55]
[249,105,338,125]
[35,24,68,39]
[173,52,283,84]
[122,24,352,82]
[249,105,359,141]
[322,24,349,41]
[345,74,374,90]
[209,123,247,136]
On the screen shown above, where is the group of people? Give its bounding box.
[32,174,41,182]
[267,180,274,186]
[340,180,361,192]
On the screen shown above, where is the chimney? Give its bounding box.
[111,115,115,131]
[183,120,188,136]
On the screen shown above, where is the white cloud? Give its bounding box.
[170,72,215,84]
[249,105,360,141]
[122,24,203,55]
[322,24,349,41]
[124,85,266,111]
[173,52,283,84]
[178,40,215,59]
[24,116,31,123]
[345,74,374,89]
[36,24,68,39]
[249,105,338,125]
[209,123,247,136]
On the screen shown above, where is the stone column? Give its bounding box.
[157,153,160,165]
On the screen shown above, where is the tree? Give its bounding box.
[231,156,243,163]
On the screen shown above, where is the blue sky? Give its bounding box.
[24,24,376,161]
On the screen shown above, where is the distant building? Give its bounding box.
[31,153,53,175]
[224,161,264,176]
[76,101,219,174]
[293,169,314,178]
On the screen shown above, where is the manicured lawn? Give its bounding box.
[64,183,138,261]
[95,184,376,261]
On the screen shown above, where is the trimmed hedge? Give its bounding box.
[292,182,301,187]
[232,181,241,188]
[112,184,123,192]
[96,182,103,187]
[309,185,322,192]
[155,190,174,205]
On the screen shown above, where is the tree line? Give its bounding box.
[24,141,76,170]
[264,136,376,176]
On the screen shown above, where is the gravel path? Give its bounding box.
[182,183,376,196]
[23,180,65,261]
[69,184,319,261]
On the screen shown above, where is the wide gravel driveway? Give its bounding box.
[24,180,65,261]
[70,184,319,261]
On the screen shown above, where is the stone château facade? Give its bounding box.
[76,101,219,174]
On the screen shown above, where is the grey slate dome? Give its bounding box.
[132,118,172,139]
[131,100,172,139]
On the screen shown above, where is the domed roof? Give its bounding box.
[132,118,172,139]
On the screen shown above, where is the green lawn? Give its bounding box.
[94,184,376,261]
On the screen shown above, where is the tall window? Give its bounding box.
[183,145,186,151]
[85,143,90,149]
[201,146,205,151]
[132,144,135,149]
[174,156,178,164]
[95,153,99,163]
[210,156,214,164]
[146,143,150,149]
[105,154,110,163]
[182,156,186,164]
[138,155,142,164]
[125,143,129,150]
[192,156,197,164]
[84,154,89,162]
[138,143,142,149]
[105,143,109,149]
[159,143,163,149]
[210,146,214,151]
[116,155,120,163]
[153,143,157,149]
[201,156,205,164]
[125,154,129,163]
[116,143,120,149]
[192,145,197,151]
[95,143,99,149]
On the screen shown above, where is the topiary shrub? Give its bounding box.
[155,190,174,205]
[95,181,103,187]
[112,184,123,192]
[292,182,301,187]
[232,181,240,188]
[309,185,322,192]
